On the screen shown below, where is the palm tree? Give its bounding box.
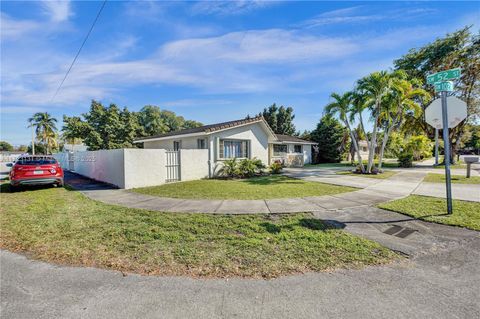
[325,92,365,173]
[28,112,58,154]
[356,71,392,173]
[377,74,429,170]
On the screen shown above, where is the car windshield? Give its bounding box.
[16,157,57,165]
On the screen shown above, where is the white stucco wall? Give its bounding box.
[179,149,209,181]
[143,136,204,150]
[211,123,270,163]
[73,149,126,188]
[53,152,69,169]
[123,149,166,188]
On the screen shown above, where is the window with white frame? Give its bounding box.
[197,138,207,149]
[219,139,249,159]
[273,144,287,156]
[294,144,302,153]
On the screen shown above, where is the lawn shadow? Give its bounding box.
[260,218,345,234]
[243,175,304,186]
[0,182,58,193]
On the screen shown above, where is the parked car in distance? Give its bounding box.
[8,156,64,189]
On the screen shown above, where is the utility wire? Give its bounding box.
[51,0,108,102]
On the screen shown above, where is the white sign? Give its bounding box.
[425,96,467,129]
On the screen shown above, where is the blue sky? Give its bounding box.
[1,1,479,145]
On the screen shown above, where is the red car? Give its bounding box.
[8,156,64,189]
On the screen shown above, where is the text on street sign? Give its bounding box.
[434,81,454,92]
[426,68,461,85]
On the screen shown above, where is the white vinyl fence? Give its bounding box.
[54,148,209,189]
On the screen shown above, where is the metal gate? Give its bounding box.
[68,152,75,171]
[165,151,180,182]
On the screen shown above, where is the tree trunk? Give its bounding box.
[378,127,391,171]
[345,120,365,173]
[367,102,380,173]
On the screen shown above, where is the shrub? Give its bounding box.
[398,151,413,168]
[238,158,257,177]
[405,135,433,161]
[251,157,266,172]
[218,158,266,178]
[218,158,240,178]
[269,162,283,174]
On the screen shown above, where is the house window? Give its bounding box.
[173,141,181,151]
[294,145,302,153]
[219,139,249,159]
[273,144,287,156]
[197,138,206,149]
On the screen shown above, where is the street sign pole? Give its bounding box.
[440,91,453,214]
[434,128,439,166]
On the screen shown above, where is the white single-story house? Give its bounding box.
[134,116,316,176]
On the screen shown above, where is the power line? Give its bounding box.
[51,0,108,102]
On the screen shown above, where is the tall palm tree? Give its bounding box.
[356,71,392,173]
[377,74,430,170]
[325,92,365,173]
[28,112,58,154]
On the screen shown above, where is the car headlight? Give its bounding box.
[50,168,57,174]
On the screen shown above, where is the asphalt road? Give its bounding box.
[2,234,479,319]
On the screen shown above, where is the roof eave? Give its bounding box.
[134,132,207,143]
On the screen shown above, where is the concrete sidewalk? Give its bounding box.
[67,171,425,214]
[414,182,479,202]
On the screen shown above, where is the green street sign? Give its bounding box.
[434,81,454,92]
[426,68,461,84]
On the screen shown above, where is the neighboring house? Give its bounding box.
[346,140,369,162]
[134,116,316,175]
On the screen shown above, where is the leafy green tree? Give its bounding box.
[28,112,58,154]
[405,135,433,161]
[137,106,203,136]
[325,92,365,172]
[464,124,480,154]
[183,119,204,129]
[259,103,296,135]
[394,27,480,163]
[63,101,204,150]
[137,105,169,136]
[27,143,47,155]
[0,141,13,152]
[310,115,346,163]
[16,145,28,152]
[63,100,141,150]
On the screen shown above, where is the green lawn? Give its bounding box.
[0,184,396,278]
[132,175,356,200]
[378,195,480,231]
[336,170,397,179]
[423,173,480,184]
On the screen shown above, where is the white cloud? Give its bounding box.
[161,29,357,63]
[40,0,72,22]
[302,6,439,28]
[191,0,276,16]
[0,13,40,39]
